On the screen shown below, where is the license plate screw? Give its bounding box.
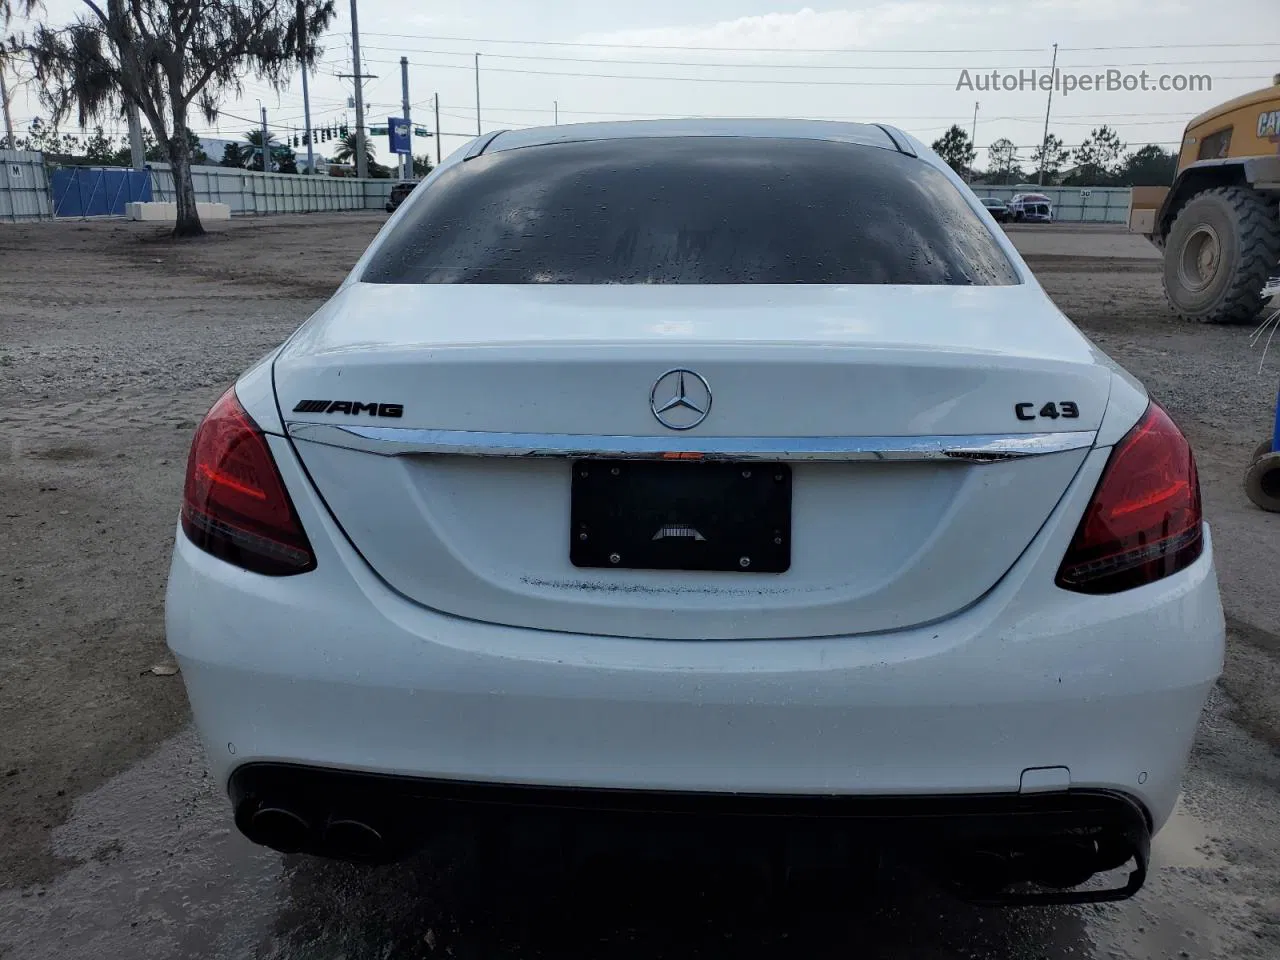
[579,469,589,478]
[579,531,589,541]
[739,556,751,568]
[611,466,620,476]
[774,473,783,481]
[609,552,621,564]
[742,469,752,478]
[774,536,782,545]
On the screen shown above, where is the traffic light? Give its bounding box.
[339,123,349,138]
[292,135,298,147]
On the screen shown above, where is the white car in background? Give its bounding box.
[166,119,1223,906]
[1009,192,1055,223]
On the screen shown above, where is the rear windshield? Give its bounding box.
[362,137,1019,285]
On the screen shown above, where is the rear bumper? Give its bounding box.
[170,517,1220,815]
[229,762,1153,904]
[165,433,1224,893]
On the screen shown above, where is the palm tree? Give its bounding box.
[332,131,375,169]
[242,129,279,171]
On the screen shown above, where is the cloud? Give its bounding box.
[1029,0,1185,16]
[577,2,1169,53]
[577,5,972,54]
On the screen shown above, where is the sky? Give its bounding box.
[4,0,1278,169]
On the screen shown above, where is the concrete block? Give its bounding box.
[127,201,231,221]
[126,201,173,220]
[197,202,232,221]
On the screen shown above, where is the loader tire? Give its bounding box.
[1244,451,1280,512]
[1162,186,1280,324]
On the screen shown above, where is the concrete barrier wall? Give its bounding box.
[146,163,394,215]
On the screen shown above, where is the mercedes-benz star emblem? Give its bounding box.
[649,369,712,430]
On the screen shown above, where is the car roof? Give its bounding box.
[481,119,909,156]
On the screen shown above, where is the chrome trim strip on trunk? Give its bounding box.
[285,422,1097,463]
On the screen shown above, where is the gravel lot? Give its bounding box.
[1,215,1278,959]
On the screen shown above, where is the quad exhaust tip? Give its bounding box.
[322,817,385,860]
[239,801,386,861]
[246,806,311,853]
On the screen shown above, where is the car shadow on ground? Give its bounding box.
[262,843,1091,960]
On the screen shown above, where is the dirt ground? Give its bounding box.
[1,215,1279,959]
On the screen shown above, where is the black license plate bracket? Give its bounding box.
[569,459,791,573]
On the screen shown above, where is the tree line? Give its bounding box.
[9,117,434,178]
[930,124,1179,187]
[11,118,209,166]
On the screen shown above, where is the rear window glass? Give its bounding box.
[363,137,1019,286]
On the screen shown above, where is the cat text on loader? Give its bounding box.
[1129,75,1280,324]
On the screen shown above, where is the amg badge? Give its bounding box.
[292,400,404,418]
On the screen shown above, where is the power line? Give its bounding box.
[1061,41,1280,51]
[436,106,1193,134]
[212,109,260,125]
[361,58,1272,88]
[425,102,1210,121]
[356,44,1278,71]
[358,31,1280,54]
[369,58,945,85]
[359,31,1048,54]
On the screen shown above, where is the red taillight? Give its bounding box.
[181,387,315,576]
[1056,402,1202,594]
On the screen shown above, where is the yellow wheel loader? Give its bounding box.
[1129,76,1280,324]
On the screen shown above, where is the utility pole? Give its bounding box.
[126,102,146,169]
[296,0,315,175]
[0,67,15,150]
[1038,42,1059,186]
[260,104,270,172]
[349,0,368,179]
[400,56,411,180]
[434,93,441,164]
[474,53,481,135]
[554,100,558,125]
[969,101,979,183]
[300,66,315,174]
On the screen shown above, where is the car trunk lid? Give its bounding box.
[275,283,1109,640]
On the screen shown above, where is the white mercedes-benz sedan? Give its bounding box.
[165,119,1224,905]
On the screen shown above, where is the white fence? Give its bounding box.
[972,185,1132,223]
[6,151,1135,224]
[0,150,53,222]
[146,162,395,215]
